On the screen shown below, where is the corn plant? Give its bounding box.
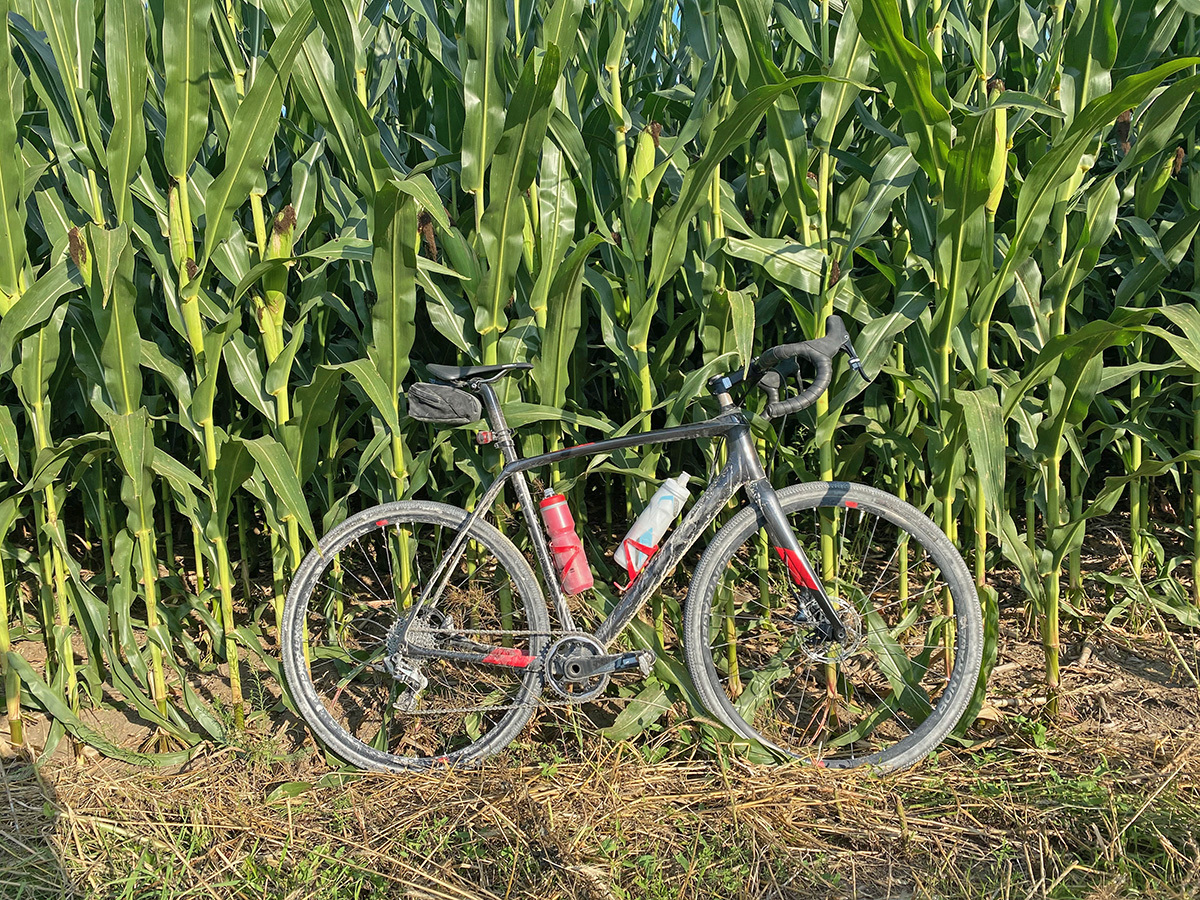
[1,0,1199,760]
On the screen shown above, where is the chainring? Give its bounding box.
[545,634,610,701]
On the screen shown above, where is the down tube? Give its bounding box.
[595,457,748,647]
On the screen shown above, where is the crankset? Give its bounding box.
[545,635,655,701]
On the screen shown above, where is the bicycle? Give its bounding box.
[281,315,983,772]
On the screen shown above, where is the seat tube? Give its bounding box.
[476,382,575,631]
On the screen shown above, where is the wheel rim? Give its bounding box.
[295,515,542,763]
[704,498,971,765]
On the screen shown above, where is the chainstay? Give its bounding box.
[395,629,623,717]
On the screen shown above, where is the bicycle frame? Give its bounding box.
[399,379,844,667]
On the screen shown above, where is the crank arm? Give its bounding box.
[563,649,655,682]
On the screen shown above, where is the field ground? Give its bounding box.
[2,597,1199,900]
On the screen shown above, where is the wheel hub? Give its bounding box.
[801,597,865,664]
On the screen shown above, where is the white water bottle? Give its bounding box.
[614,473,692,579]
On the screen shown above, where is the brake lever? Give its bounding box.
[842,337,868,382]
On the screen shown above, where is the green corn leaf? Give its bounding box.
[976,62,1200,327]
[201,3,315,262]
[337,358,401,433]
[1153,304,1200,372]
[0,260,83,376]
[1115,208,1200,307]
[849,0,951,192]
[1060,0,1117,120]
[1001,317,1147,422]
[368,184,418,425]
[475,46,562,347]
[460,0,507,197]
[8,652,197,764]
[243,434,317,545]
[418,267,477,356]
[532,233,605,410]
[601,679,669,741]
[104,0,148,225]
[815,2,871,151]
[932,110,999,383]
[163,0,213,180]
[310,0,364,99]
[723,236,824,294]
[529,138,578,327]
[285,365,342,482]
[0,405,19,476]
[263,0,362,178]
[500,403,611,432]
[649,78,802,294]
[264,321,306,401]
[88,225,143,415]
[222,330,275,419]
[953,387,1006,529]
[540,0,584,59]
[0,0,26,303]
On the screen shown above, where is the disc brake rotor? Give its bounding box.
[802,597,865,664]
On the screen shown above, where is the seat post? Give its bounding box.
[475,381,518,466]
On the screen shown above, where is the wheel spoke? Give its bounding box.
[285,507,546,769]
[692,487,979,770]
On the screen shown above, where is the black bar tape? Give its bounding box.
[755,315,848,418]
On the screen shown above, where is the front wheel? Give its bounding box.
[281,500,550,771]
[683,482,982,771]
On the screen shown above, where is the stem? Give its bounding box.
[1130,357,1143,576]
[1193,373,1200,608]
[1069,452,1083,603]
[214,535,244,730]
[163,481,176,577]
[192,523,206,594]
[136,529,169,720]
[97,459,114,585]
[0,542,23,747]
[31,388,78,748]
[1043,451,1063,712]
[271,531,286,638]
[974,473,987,590]
[237,494,254,611]
[202,417,245,727]
[1192,19,1200,607]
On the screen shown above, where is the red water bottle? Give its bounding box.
[539,490,595,595]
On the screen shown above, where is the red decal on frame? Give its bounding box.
[773,547,820,590]
[481,647,536,668]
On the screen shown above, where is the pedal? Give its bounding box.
[609,649,656,677]
[634,650,655,677]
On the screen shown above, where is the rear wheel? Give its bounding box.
[683,482,981,771]
[282,501,549,770]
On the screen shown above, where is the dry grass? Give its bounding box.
[3,602,1200,899]
[1,715,1197,900]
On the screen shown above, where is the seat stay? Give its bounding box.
[410,380,575,632]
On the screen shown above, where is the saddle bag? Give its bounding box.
[406,382,482,427]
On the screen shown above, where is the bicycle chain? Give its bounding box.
[390,629,625,717]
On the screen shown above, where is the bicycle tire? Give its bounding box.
[683,482,982,771]
[281,500,549,771]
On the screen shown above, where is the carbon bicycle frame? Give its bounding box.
[400,379,844,667]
